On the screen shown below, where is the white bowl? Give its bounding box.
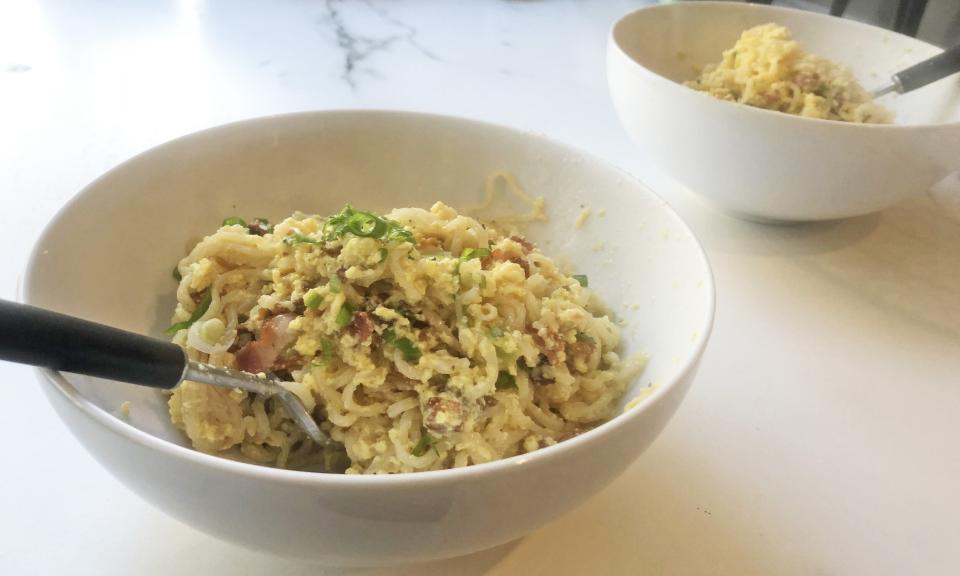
[608,2,960,222]
[24,111,714,565]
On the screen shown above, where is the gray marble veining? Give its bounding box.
[320,0,438,89]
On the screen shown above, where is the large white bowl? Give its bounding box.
[608,2,960,222]
[24,111,714,565]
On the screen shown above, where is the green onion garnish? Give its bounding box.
[394,337,422,363]
[335,303,355,327]
[346,211,388,238]
[489,326,504,338]
[411,431,436,456]
[381,328,421,362]
[495,371,517,390]
[572,274,588,287]
[164,288,212,335]
[322,337,335,358]
[328,275,342,293]
[460,247,491,261]
[323,206,414,243]
[172,266,182,282]
[311,337,335,368]
[303,291,322,309]
[379,247,388,262]
[386,225,414,243]
[284,232,323,246]
[222,216,246,227]
[576,332,596,344]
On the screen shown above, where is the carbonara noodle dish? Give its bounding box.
[685,23,892,124]
[167,189,644,474]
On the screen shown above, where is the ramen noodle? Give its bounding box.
[166,187,644,474]
[685,23,891,123]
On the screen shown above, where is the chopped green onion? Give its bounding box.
[328,275,342,293]
[199,318,225,344]
[284,232,323,246]
[479,275,487,289]
[323,206,413,243]
[172,266,182,282]
[381,328,420,362]
[164,288,212,335]
[411,432,436,457]
[386,224,415,243]
[394,337,422,363]
[346,211,388,238]
[311,338,336,368]
[335,303,355,327]
[576,332,596,344]
[572,274,588,287]
[495,371,517,390]
[321,338,335,360]
[379,247,388,262]
[303,291,322,309]
[222,216,246,227]
[460,247,491,261]
[489,326,504,338]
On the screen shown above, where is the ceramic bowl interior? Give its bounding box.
[608,2,960,222]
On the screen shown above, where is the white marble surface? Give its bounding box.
[2,1,959,575]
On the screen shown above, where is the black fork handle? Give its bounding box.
[0,299,185,389]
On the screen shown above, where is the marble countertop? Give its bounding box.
[2,1,958,575]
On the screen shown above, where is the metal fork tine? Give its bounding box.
[182,360,331,446]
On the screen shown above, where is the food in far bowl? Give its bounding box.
[685,23,892,124]
[167,200,645,474]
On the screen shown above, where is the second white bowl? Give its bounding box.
[608,2,960,222]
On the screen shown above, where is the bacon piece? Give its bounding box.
[260,313,297,349]
[423,396,463,433]
[247,218,272,236]
[349,311,374,343]
[509,235,534,252]
[567,341,595,359]
[234,313,297,374]
[234,341,277,374]
[531,328,565,366]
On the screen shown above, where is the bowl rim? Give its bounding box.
[609,1,960,131]
[24,109,716,486]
